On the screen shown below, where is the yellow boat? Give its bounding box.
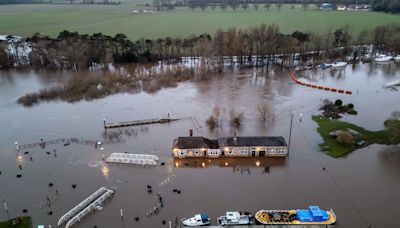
[255,206,336,225]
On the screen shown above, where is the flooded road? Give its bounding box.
[0,63,399,228]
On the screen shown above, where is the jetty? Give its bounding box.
[18,137,125,150]
[58,187,114,228]
[103,118,179,129]
[106,153,158,166]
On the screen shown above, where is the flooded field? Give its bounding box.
[0,63,399,228]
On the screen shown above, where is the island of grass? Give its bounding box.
[0,217,32,228]
[312,115,400,158]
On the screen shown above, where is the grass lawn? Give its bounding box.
[0,217,32,228]
[312,116,400,158]
[0,3,399,40]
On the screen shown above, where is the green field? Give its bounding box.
[0,217,32,228]
[0,2,399,40]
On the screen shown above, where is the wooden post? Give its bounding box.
[288,113,294,157]
[2,199,9,220]
[103,119,106,128]
[120,209,124,220]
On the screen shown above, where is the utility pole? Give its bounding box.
[288,113,294,157]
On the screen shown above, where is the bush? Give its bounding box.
[336,131,355,145]
[335,99,343,106]
[347,103,354,109]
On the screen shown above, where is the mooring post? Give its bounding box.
[168,221,172,228]
[103,118,106,128]
[2,199,10,220]
[120,208,124,220]
[288,113,294,157]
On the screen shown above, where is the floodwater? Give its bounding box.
[0,63,399,228]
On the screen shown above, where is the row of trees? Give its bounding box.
[1,23,400,70]
[151,0,374,11]
[371,0,400,13]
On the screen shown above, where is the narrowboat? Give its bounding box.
[255,206,336,225]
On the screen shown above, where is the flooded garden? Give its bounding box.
[0,61,399,227]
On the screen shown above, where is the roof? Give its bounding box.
[218,136,287,147]
[172,137,219,149]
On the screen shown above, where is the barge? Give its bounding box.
[255,206,336,225]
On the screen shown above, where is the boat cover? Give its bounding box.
[296,206,329,222]
[199,213,209,222]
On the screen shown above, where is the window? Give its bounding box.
[229,149,233,154]
[241,149,248,155]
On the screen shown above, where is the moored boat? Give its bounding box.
[331,61,347,68]
[375,55,393,62]
[217,211,253,226]
[394,55,400,62]
[182,213,211,226]
[255,206,336,225]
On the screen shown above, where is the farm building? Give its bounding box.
[320,3,334,10]
[172,136,287,158]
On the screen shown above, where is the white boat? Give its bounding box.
[182,214,211,226]
[375,55,393,62]
[384,80,400,87]
[217,211,253,226]
[394,55,400,62]
[331,61,347,68]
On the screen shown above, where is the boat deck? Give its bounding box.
[204,225,334,228]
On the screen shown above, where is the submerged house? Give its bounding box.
[172,136,287,158]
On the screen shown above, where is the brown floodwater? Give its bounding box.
[0,63,399,228]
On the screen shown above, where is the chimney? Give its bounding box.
[189,128,193,137]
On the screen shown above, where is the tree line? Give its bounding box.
[1,23,400,70]
[371,0,400,13]
[151,0,373,11]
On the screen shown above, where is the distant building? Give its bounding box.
[336,5,346,10]
[172,136,288,158]
[320,3,334,11]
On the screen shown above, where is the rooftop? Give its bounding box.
[218,136,287,147]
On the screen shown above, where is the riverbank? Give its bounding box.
[0,217,31,228]
[312,116,400,157]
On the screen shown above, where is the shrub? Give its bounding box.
[335,99,343,106]
[336,131,355,145]
[347,103,354,109]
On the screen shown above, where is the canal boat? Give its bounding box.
[255,206,336,225]
[182,213,211,226]
[217,211,253,226]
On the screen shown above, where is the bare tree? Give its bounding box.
[257,101,273,121]
[206,106,223,130]
[229,109,244,128]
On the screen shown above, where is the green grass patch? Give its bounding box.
[0,217,32,228]
[312,116,400,158]
[0,4,399,40]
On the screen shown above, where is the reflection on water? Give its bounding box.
[0,63,399,228]
[174,157,286,170]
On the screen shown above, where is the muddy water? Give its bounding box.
[0,63,399,228]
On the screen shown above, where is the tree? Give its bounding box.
[264,3,271,10]
[276,2,282,11]
[241,3,249,10]
[257,101,273,121]
[337,131,355,145]
[220,1,228,11]
[229,0,239,11]
[253,3,259,10]
[335,99,343,106]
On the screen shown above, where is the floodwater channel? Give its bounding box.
[0,62,399,228]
